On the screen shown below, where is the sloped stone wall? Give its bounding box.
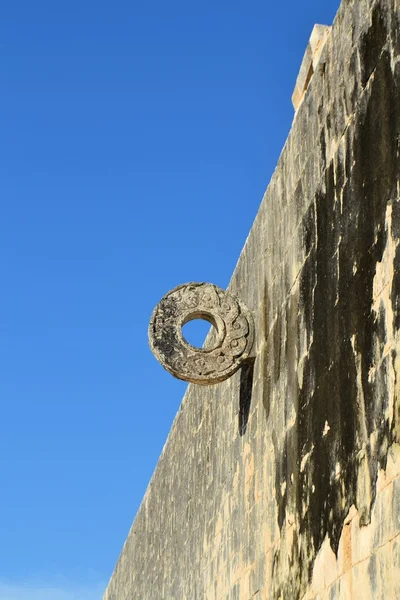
[103,0,400,597]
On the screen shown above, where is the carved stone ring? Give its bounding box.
[148,282,254,385]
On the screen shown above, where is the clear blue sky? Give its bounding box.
[1,1,339,598]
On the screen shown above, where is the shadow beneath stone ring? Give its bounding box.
[239,357,256,436]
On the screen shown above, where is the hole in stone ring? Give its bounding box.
[182,318,215,349]
[181,312,222,350]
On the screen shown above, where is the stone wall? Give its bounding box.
[103,0,400,597]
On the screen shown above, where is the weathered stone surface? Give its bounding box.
[104,0,400,598]
[292,24,331,111]
[148,282,255,385]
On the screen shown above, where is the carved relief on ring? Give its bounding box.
[148,282,254,385]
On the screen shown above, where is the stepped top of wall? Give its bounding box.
[292,24,331,111]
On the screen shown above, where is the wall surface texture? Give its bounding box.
[104,0,400,597]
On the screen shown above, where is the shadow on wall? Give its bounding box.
[239,357,256,436]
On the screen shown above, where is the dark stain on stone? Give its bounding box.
[294,180,304,225]
[272,428,287,530]
[360,4,388,88]
[348,48,361,114]
[344,125,353,182]
[262,280,273,421]
[391,245,400,332]
[391,4,400,57]
[390,198,400,239]
[302,203,315,255]
[152,296,180,358]
[273,311,282,383]
[334,154,345,196]
[368,552,378,590]
[271,9,400,597]
[320,129,327,165]
[300,248,316,351]
[326,113,332,132]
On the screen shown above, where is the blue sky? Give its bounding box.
[1,0,339,597]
